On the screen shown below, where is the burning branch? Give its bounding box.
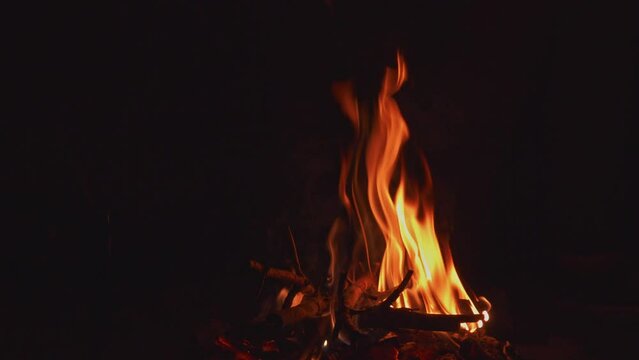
[331,51,490,334]
[358,309,484,332]
[378,269,413,309]
[342,270,482,333]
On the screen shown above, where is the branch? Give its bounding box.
[266,296,329,329]
[249,260,315,294]
[379,270,413,308]
[357,308,484,332]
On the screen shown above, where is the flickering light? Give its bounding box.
[330,51,490,332]
[483,310,490,322]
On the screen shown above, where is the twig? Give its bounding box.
[379,270,413,308]
[342,270,483,332]
[249,260,315,294]
[288,226,307,278]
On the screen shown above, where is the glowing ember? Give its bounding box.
[330,51,488,331]
[276,287,304,308]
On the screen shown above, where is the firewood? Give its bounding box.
[330,270,415,345]
[477,296,492,312]
[249,260,315,294]
[378,270,413,308]
[266,295,330,328]
[458,299,474,315]
[344,274,375,309]
[357,309,484,332]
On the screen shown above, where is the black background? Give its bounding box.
[5,0,635,358]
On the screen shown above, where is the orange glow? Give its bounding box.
[276,288,304,308]
[332,52,487,331]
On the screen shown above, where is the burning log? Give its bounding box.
[229,53,497,357]
[458,299,475,315]
[249,260,315,294]
[357,309,484,332]
[343,270,482,332]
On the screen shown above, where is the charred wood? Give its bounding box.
[378,270,413,309]
[266,296,329,329]
[358,309,484,332]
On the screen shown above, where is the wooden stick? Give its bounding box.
[379,270,413,308]
[477,296,492,312]
[354,270,483,332]
[249,260,315,293]
[457,299,474,315]
[344,274,375,309]
[266,295,329,329]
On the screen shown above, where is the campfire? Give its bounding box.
[212,52,519,360]
[328,51,488,330]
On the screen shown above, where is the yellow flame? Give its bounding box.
[332,52,487,331]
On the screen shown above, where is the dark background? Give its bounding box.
[5,0,635,358]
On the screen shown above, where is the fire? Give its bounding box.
[276,287,304,308]
[331,52,486,331]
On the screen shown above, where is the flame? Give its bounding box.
[332,52,486,331]
[483,310,490,322]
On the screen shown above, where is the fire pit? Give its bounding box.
[209,52,521,360]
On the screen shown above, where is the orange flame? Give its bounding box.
[332,52,486,331]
